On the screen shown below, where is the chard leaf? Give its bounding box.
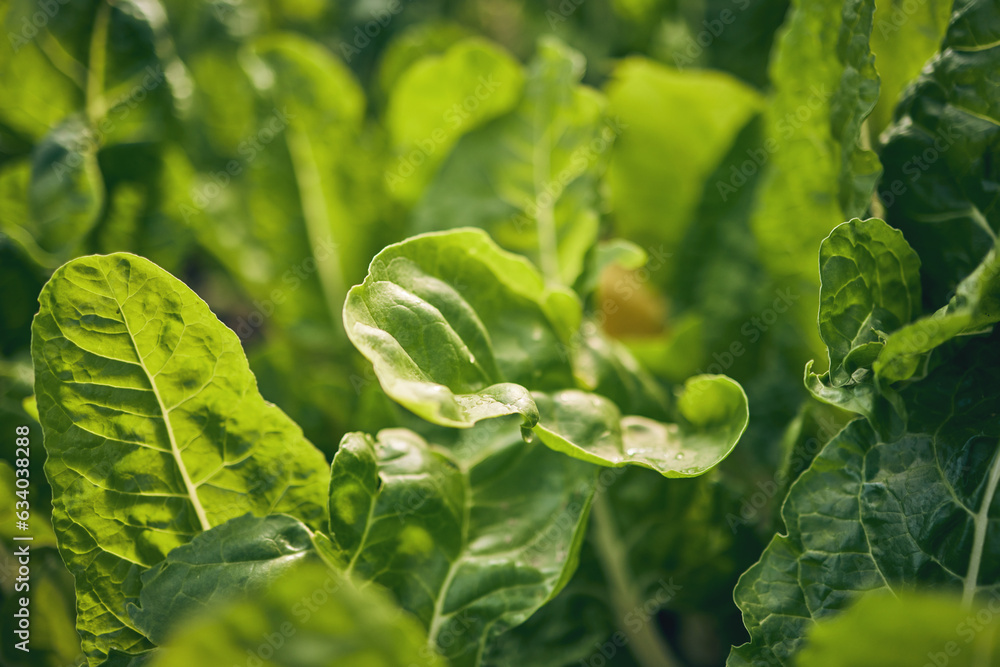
[796,593,1000,667]
[343,228,579,428]
[32,253,329,664]
[344,228,749,477]
[328,420,596,667]
[411,37,608,286]
[148,562,443,667]
[804,218,919,431]
[385,38,524,204]
[815,218,921,385]
[730,333,1000,666]
[749,0,880,325]
[879,0,1000,306]
[604,58,762,283]
[875,240,1000,383]
[127,514,317,645]
[533,375,748,477]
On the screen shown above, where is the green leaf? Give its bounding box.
[385,37,524,203]
[128,514,317,645]
[796,592,1000,667]
[875,240,1000,383]
[868,0,951,134]
[878,0,1000,306]
[749,0,880,311]
[804,218,919,430]
[604,58,762,283]
[32,253,329,664]
[534,375,748,477]
[328,420,596,666]
[411,37,608,286]
[148,562,443,667]
[814,218,921,385]
[29,115,104,254]
[730,333,1000,666]
[343,228,579,429]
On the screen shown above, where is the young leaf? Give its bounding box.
[804,218,919,431]
[343,228,579,429]
[730,333,1000,666]
[32,253,329,663]
[344,228,749,478]
[328,419,597,666]
[410,37,608,286]
[128,514,318,645]
[148,562,443,667]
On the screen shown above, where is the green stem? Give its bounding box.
[285,125,347,337]
[591,494,679,667]
[963,440,1000,608]
[86,1,111,125]
[533,110,559,283]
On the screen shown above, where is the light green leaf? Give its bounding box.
[32,253,329,664]
[343,228,579,428]
[411,37,608,286]
[814,218,921,385]
[749,0,880,314]
[386,37,524,203]
[604,58,762,281]
[730,334,1000,666]
[534,375,748,477]
[804,218,919,431]
[148,562,443,667]
[329,420,596,667]
[796,593,1000,667]
[868,0,951,134]
[128,514,317,645]
[377,22,472,95]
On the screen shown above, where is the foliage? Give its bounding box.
[0,0,997,666]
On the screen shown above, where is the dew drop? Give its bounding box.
[521,426,536,443]
[626,448,638,456]
[675,453,685,460]
[468,353,476,364]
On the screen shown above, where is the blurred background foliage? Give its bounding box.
[0,0,951,664]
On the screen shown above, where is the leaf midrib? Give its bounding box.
[963,439,1000,607]
[105,269,212,532]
